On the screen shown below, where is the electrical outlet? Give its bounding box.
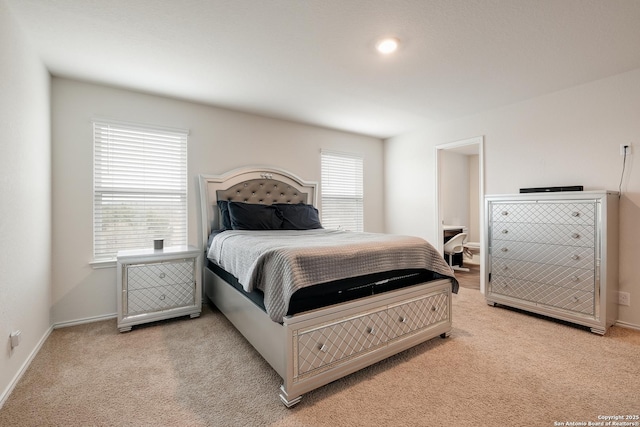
[10,330,22,349]
[617,291,630,306]
[620,144,632,156]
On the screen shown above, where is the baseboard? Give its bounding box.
[0,325,53,409]
[614,320,640,331]
[53,312,117,329]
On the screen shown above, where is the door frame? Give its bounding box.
[435,136,485,293]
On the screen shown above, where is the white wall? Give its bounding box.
[51,77,384,325]
[385,67,640,328]
[0,2,52,405]
[440,151,470,227]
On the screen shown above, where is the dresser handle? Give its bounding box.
[501,229,509,234]
[571,255,580,260]
[501,211,509,216]
[501,247,508,252]
[399,316,407,323]
[159,294,165,300]
[367,327,375,334]
[572,276,579,282]
[431,306,437,312]
[573,296,580,303]
[318,344,328,352]
[159,272,166,279]
[572,212,580,217]
[571,233,580,239]
[502,266,509,271]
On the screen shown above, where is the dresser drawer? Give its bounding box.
[126,282,195,315]
[491,240,595,269]
[491,202,595,225]
[386,291,449,341]
[491,259,594,292]
[295,309,389,376]
[491,222,595,247]
[126,259,195,290]
[490,276,594,315]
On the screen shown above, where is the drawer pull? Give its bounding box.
[160,294,166,300]
[571,233,580,239]
[367,327,375,334]
[501,247,508,252]
[572,276,579,282]
[159,272,166,279]
[501,229,509,234]
[399,316,407,323]
[431,306,437,312]
[501,211,509,216]
[318,344,328,352]
[571,255,580,260]
[573,296,580,303]
[572,212,580,217]
[502,266,509,271]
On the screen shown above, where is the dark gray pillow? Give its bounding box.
[228,202,283,230]
[217,200,232,230]
[275,203,323,230]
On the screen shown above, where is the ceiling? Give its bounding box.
[6,0,640,139]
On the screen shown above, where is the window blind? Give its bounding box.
[321,151,363,232]
[93,120,188,261]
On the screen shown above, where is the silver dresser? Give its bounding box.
[117,246,202,332]
[485,191,618,334]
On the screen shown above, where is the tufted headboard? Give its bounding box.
[199,166,318,246]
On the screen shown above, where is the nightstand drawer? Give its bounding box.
[127,282,195,315]
[127,259,195,290]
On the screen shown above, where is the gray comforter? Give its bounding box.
[207,229,458,322]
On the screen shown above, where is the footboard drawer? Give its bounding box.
[281,279,453,407]
[387,291,449,341]
[295,309,389,375]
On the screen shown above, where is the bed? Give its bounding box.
[198,166,458,407]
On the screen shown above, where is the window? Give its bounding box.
[93,120,188,261]
[320,150,363,232]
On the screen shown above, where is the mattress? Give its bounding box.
[207,260,448,316]
[207,229,458,321]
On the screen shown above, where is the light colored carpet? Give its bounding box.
[1,287,639,427]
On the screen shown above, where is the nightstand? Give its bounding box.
[117,245,202,332]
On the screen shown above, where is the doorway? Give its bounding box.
[435,136,485,293]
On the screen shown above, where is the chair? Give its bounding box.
[443,232,469,272]
[463,240,481,263]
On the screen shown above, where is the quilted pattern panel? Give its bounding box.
[491,202,595,225]
[490,276,594,315]
[491,241,595,269]
[127,282,195,315]
[491,222,595,247]
[127,260,194,290]
[491,259,595,292]
[296,310,389,376]
[387,292,449,340]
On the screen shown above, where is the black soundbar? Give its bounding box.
[519,185,584,193]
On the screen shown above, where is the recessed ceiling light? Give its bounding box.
[376,37,399,54]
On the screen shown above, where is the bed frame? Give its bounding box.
[199,166,453,407]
